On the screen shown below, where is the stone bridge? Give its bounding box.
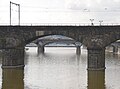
[0,25,120,70]
[35,38,76,46]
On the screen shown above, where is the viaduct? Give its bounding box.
[0,25,120,70]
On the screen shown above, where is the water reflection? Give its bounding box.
[87,70,105,89]
[2,69,24,89]
[76,54,80,65]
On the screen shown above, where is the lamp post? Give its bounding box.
[90,19,94,26]
[99,20,103,26]
[10,1,20,25]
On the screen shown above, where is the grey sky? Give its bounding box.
[0,0,120,25]
[67,0,120,10]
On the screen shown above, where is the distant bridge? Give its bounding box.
[27,39,77,46]
[35,39,77,45]
[26,37,82,54]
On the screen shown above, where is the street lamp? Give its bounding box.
[99,20,103,26]
[10,1,20,25]
[90,19,94,26]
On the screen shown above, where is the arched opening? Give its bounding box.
[104,39,120,89]
[105,39,120,68]
[25,34,76,46]
[25,35,83,55]
[106,40,120,54]
[23,35,88,89]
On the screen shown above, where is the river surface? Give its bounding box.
[0,47,120,89]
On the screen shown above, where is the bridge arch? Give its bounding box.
[106,40,120,54]
[25,35,82,54]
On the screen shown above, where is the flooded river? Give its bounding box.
[0,47,120,89]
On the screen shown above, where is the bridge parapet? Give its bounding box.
[0,23,120,26]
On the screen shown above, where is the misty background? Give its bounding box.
[0,0,120,25]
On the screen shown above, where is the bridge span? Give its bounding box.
[0,25,120,70]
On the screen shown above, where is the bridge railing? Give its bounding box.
[0,23,120,26]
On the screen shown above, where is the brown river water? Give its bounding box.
[0,47,120,89]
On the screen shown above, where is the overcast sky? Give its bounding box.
[0,0,120,25]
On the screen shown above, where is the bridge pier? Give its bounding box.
[87,48,105,70]
[76,46,81,55]
[2,68,24,89]
[88,70,105,89]
[37,45,45,54]
[2,47,25,69]
[113,46,118,54]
